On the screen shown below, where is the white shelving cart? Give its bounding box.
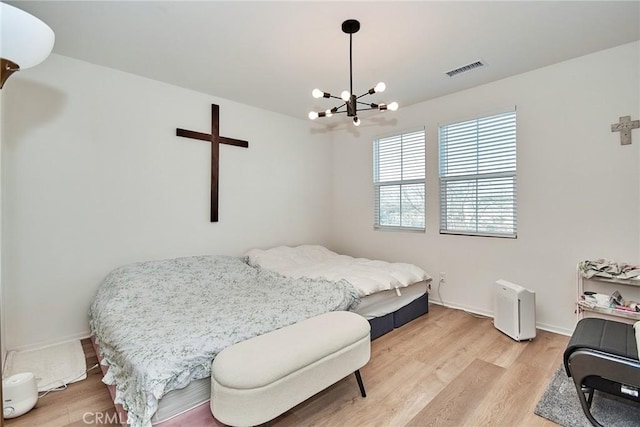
[577,272,640,324]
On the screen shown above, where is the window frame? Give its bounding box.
[438,109,517,238]
[373,127,426,232]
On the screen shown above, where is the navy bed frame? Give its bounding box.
[368,293,429,340]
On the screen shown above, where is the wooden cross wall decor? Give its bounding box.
[611,115,640,145]
[176,104,249,222]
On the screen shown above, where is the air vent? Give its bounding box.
[445,60,485,77]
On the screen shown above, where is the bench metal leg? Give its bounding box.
[581,386,595,408]
[573,383,602,427]
[354,370,366,398]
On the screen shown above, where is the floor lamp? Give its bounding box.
[0,2,55,421]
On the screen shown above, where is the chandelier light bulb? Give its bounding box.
[388,102,399,111]
[325,109,333,117]
[341,90,351,102]
[374,82,386,93]
[353,116,361,126]
[308,111,319,120]
[312,88,324,99]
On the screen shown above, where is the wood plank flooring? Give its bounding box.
[5,304,569,426]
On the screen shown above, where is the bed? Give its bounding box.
[89,246,430,426]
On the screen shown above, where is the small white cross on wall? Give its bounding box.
[611,115,640,145]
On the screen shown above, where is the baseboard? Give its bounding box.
[8,331,92,354]
[430,300,493,318]
[535,323,573,337]
[429,300,572,337]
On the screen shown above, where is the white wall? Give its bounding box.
[330,42,640,335]
[1,54,332,350]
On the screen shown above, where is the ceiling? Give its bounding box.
[7,1,640,123]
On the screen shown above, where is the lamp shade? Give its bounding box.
[1,3,54,70]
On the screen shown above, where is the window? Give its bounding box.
[373,129,425,231]
[439,110,517,238]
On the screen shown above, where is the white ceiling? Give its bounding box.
[8,1,640,122]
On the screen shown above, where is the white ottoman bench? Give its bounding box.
[210,311,371,426]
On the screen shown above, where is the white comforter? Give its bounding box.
[246,245,431,296]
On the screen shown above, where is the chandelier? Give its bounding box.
[308,19,398,127]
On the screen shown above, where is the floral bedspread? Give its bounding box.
[89,255,360,427]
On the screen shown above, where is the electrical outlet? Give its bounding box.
[439,272,446,283]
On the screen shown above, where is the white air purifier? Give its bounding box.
[3,372,38,419]
[494,279,536,341]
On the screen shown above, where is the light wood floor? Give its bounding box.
[5,304,568,426]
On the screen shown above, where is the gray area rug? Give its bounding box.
[535,366,640,426]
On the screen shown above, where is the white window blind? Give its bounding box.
[439,110,517,238]
[373,129,425,231]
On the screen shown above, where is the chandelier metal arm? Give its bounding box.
[329,104,347,114]
[356,100,376,107]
